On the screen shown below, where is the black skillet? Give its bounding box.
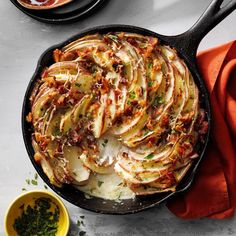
[22,0,236,214]
[10,0,109,24]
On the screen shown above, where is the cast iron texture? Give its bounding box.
[10,0,109,24]
[22,0,236,214]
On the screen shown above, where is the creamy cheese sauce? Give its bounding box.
[77,134,135,200]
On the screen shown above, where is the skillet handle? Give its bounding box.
[173,0,236,60]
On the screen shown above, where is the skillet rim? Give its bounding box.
[22,24,211,215]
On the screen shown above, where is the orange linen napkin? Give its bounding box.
[167,41,236,219]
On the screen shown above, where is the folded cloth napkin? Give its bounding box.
[167,41,236,219]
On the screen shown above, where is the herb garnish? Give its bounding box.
[148,81,154,87]
[77,216,86,235]
[129,91,136,100]
[97,180,104,187]
[153,96,164,107]
[147,63,153,69]
[75,83,81,88]
[102,139,108,147]
[13,197,60,236]
[31,179,38,186]
[144,153,154,159]
[108,35,118,42]
[79,231,86,236]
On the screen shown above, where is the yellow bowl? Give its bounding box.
[4,190,70,236]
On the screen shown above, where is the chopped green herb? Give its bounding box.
[97,181,104,187]
[147,63,153,69]
[22,188,27,191]
[117,191,122,200]
[75,83,82,88]
[81,220,85,227]
[80,215,85,219]
[129,91,136,100]
[25,179,30,185]
[139,43,147,48]
[31,179,38,186]
[44,185,48,189]
[77,220,81,226]
[102,139,108,147]
[34,173,38,180]
[143,130,150,136]
[144,153,154,159]
[148,81,154,87]
[108,35,118,41]
[79,231,86,236]
[13,197,60,236]
[153,96,164,106]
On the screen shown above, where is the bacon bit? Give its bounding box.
[34,152,42,164]
[167,133,178,143]
[146,120,154,130]
[149,37,158,46]
[43,76,56,88]
[57,95,65,106]
[153,59,161,71]
[154,106,164,116]
[107,98,112,105]
[53,49,62,62]
[26,112,33,123]
[41,69,49,78]
[61,51,76,61]
[114,89,121,99]
[118,32,125,39]
[101,78,110,94]
[161,114,169,127]
[199,121,209,135]
[147,141,154,148]
[34,132,45,143]
[40,137,50,149]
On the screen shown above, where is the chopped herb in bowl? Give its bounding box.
[13,197,60,236]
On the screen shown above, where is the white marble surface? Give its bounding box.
[1,0,236,235]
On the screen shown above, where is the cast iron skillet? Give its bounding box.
[22,0,236,214]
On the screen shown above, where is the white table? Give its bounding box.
[1,0,236,235]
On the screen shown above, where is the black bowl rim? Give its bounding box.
[22,24,211,215]
[10,0,109,24]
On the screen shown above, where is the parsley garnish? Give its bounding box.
[102,139,108,147]
[31,179,38,186]
[75,83,81,88]
[97,181,104,187]
[153,96,164,106]
[147,63,153,69]
[108,35,118,41]
[144,153,154,159]
[148,81,154,87]
[129,91,136,100]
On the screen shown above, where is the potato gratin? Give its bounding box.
[27,33,208,200]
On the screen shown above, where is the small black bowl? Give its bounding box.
[10,0,109,24]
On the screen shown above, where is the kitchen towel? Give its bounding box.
[167,41,236,219]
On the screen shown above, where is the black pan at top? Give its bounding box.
[22,0,236,214]
[10,0,109,24]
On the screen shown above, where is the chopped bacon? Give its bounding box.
[26,112,33,123]
[53,49,62,62]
